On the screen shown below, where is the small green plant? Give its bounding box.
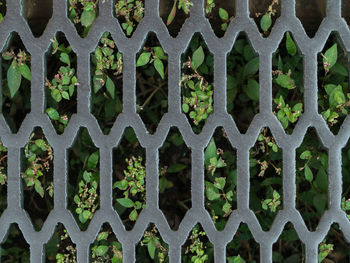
[318,240,334,263]
[167,0,193,26]
[69,0,98,37]
[256,0,279,35]
[183,225,212,263]
[46,36,78,134]
[139,226,168,262]
[115,0,144,36]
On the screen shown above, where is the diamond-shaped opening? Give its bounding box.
[272,32,304,134]
[90,223,123,262]
[68,128,100,231]
[45,32,77,134]
[114,0,144,37]
[181,224,214,262]
[45,223,76,262]
[68,0,98,38]
[91,32,123,135]
[23,0,52,37]
[136,224,169,262]
[342,140,350,220]
[160,0,192,37]
[0,1,6,24]
[205,0,235,37]
[1,32,31,133]
[296,128,328,231]
[226,223,259,261]
[317,33,350,135]
[272,222,305,262]
[1,224,30,262]
[21,127,53,231]
[113,127,145,230]
[250,0,280,37]
[296,0,326,38]
[136,33,168,134]
[204,127,237,231]
[318,224,350,262]
[249,128,282,231]
[227,33,259,134]
[181,33,214,134]
[0,139,7,216]
[159,127,191,230]
[342,0,350,27]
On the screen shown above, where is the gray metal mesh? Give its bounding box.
[0,0,349,262]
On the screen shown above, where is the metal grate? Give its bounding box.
[0,0,350,262]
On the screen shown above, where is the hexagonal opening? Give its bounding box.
[227,33,259,134]
[90,223,123,262]
[296,128,328,231]
[205,0,235,37]
[1,224,30,262]
[296,0,326,38]
[45,223,76,262]
[272,222,304,262]
[136,224,168,262]
[114,0,145,37]
[91,32,123,135]
[226,223,259,262]
[272,32,304,134]
[68,0,98,38]
[317,33,350,135]
[136,33,168,134]
[45,32,77,134]
[23,0,52,37]
[68,127,100,231]
[1,32,31,133]
[21,127,53,231]
[160,0,192,37]
[250,127,282,231]
[204,127,237,231]
[181,224,214,262]
[181,33,214,134]
[250,0,280,37]
[318,224,350,261]
[159,127,191,230]
[0,138,7,216]
[113,127,145,230]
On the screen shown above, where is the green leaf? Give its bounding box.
[300,150,311,160]
[62,91,70,100]
[329,85,345,107]
[136,52,151,67]
[191,46,205,70]
[60,53,70,65]
[148,239,156,259]
[87,151,99,170]
[222,202,231,214]
[182,103,189,113]
[204,139,217,166]
[275,74,295,89]
[166,164,187,173]
[243,79,259,101]
[214,177,226,190]
[304,165,313,182]
[95,245,109,256]
[19,63,31,81]
[260,13,272,32]
[117,198,134,208]
[243,57,259,77]
[46,107,60,120]
[34,181,44,198]
[7,60,22,98]
[82,210,92,220]
[205,182,221,200]
[167,0,177,25]
[129,209,138,221]
[286,32,297,56]
[219,8,229,20]
[323,43,337,71]
[106,77,115,99]
[81,9,96,28]
[83,171,92,183]
[154,59,164,79]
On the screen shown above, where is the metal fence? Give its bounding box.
[0,0,350,262]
